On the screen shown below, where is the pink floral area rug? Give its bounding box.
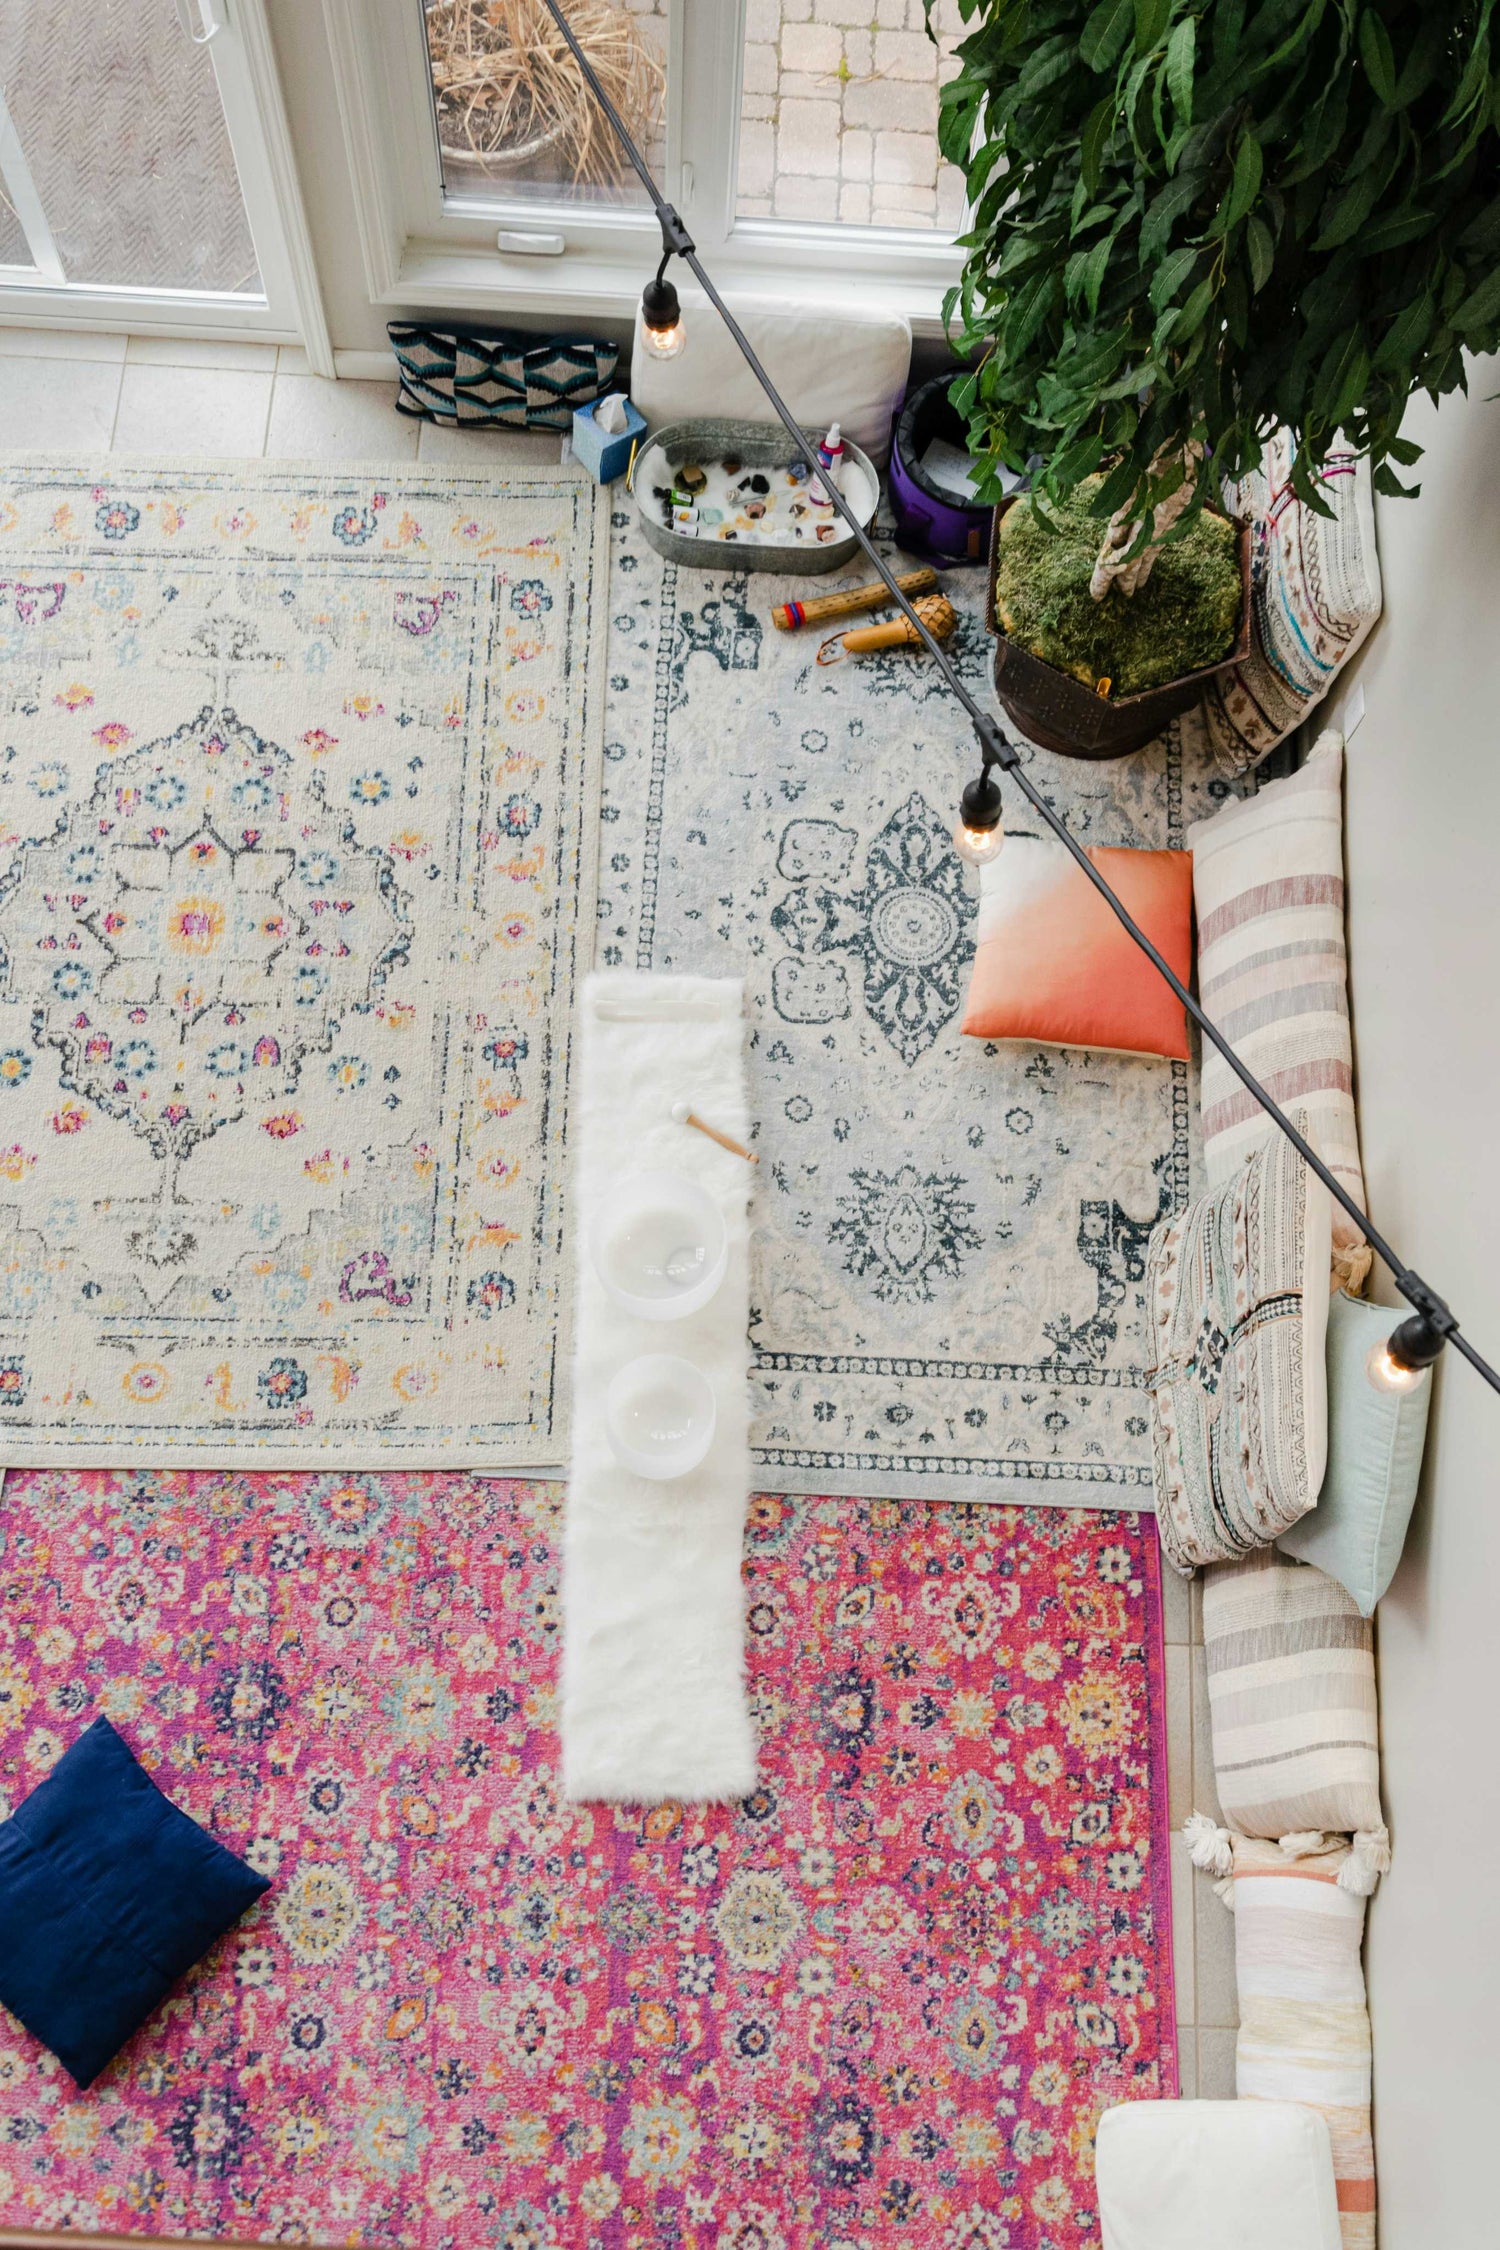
[0,1473,1175,2250]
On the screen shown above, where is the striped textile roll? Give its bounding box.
[1188,731,1371,1291]
[1233,1832,1375,2250]
[1201,429,1381,779]
[1202,1547,1386,1850]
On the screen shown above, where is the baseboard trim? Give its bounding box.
[333,347,395,380]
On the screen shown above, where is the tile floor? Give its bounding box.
[0,320,1238,2094]
[0,329,568,467]
[1164,1568,1238,2097]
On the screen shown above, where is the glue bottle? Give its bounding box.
[812,422,845,506]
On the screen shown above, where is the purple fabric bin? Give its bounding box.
[887,372,994,562]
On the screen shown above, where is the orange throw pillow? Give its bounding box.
[961,837,1194,1059]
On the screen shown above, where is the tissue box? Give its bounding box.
[571,392,647,484]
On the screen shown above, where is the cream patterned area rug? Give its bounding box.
[599,507,1230,1503]
[0,460,607,1463]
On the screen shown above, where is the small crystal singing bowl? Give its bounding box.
[589,1170,727,1321]
[605,1354,717,1481]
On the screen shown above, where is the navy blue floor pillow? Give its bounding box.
[0,1715,269,2088]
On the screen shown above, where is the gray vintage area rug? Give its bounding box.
[600,506,1230,1502]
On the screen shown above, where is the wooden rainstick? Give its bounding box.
[772,567,937,632]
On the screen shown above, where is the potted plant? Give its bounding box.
[425,0,663,192]
[934,0,1500,757]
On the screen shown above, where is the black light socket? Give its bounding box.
[642,272,681,336]
[959,768,1003,833]
[1386,1310,1448,1372]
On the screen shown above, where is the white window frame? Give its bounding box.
[323,0,963,334]
[0,0,332,368]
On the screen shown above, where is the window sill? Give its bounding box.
[384,235,960,338]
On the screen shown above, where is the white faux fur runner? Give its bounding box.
[561,972,757,1803]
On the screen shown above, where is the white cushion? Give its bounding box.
[629,287,911,467]
[1096,2101,1341,2250]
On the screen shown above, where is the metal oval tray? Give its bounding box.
[633,416,880,574]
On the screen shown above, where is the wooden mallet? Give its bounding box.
[671,1098,758,1163]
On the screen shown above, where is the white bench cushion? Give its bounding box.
[1096,2101,1341,2250]
[630,287,911,468]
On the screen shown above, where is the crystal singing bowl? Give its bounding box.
[605,1354,717,1481]
[589,1169,728,1321]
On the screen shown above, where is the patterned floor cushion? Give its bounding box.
[1230,1831,1376,2250]
[1197,1545,1388,1887]
[1189,733,1370,1292]
[1147,1120,1331,1572]
[1201,432,1381,778]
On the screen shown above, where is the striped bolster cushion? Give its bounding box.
[1233,1832,1375,2250]
[1202,1547,1386,1847]
[1188,731,1370,1291]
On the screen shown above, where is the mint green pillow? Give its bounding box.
[1279,1290,1432,1614]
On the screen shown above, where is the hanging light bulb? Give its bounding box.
[641,266,686,360]
[1365,1337,1431,1396]
[1365,1307,1446,1394]
[952,761,1004,867]
[953,813,1005,867]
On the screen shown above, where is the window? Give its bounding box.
[735,0,966,235]
[0,0,329,359]
[0,0,260,294]
[328,0,965,329]
[422,0,668,211]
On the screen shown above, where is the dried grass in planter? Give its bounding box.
[425,0,663,186]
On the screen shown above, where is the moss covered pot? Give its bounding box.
[994,477,1242,698]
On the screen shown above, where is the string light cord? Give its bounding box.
[538,0,1500,1401]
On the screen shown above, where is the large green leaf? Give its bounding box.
[1313,148,1395,248]
[1452,263,1500,332]
[1165,15,1196,124]
[1358,11,1398,107]
[1080,95,1119,196]
[1214,128,1264,233]
[1164,274,1215,346]
[1245,212,1276,291]
[1148,243,1202,308]
[1458,189,1500,252]
[1081,232,1116,314]
[1015,35,1079,103]
[1357,206,1436,254]
[1140,169,1202,257]
[1080,0,1134,71]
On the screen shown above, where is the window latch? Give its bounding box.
[495,230,567,257]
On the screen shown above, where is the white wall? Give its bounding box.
[1327,359,1500,2248]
